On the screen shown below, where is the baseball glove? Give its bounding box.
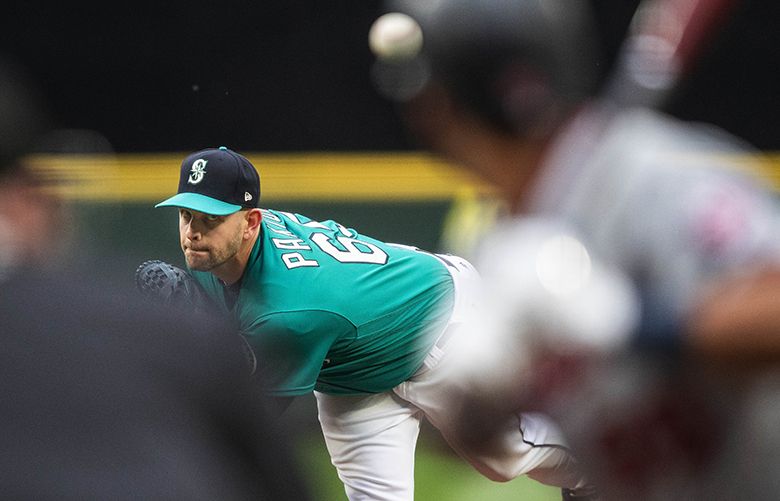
[135,259,214,312]
[134,259,257,375]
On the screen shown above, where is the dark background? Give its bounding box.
[3,0,779,153]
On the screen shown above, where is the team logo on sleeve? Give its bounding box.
[188,158,207,184]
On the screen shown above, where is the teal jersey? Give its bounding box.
[191,209,454,396]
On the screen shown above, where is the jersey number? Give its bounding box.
[311,233,388,264]
[278,211,388,266]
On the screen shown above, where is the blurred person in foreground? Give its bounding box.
[370,0,780,499]
[0,58,311,500]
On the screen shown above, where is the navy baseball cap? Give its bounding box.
[155,146,260,215]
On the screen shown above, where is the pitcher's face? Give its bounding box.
[178,208,245,272]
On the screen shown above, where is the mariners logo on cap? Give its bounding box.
[188,158,207,185]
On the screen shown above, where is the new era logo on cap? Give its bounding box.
[155,146,261,215]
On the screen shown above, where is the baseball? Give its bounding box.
[368,12,423,61]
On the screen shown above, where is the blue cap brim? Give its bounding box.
[155,192,242,216]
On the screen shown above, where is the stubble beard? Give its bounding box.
[184,231,243,272]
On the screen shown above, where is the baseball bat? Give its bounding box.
[603,0,739,111]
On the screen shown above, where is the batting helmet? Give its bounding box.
[370,0,603,136]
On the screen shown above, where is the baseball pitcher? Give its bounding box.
[142,146,595,500]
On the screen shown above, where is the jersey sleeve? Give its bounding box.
[242,310,355,396]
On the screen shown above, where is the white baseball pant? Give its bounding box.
[315,255,583,500]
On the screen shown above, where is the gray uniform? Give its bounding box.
[530,106,780,338]
[475,106,780,500]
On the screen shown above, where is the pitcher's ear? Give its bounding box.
[244,208,263,232]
